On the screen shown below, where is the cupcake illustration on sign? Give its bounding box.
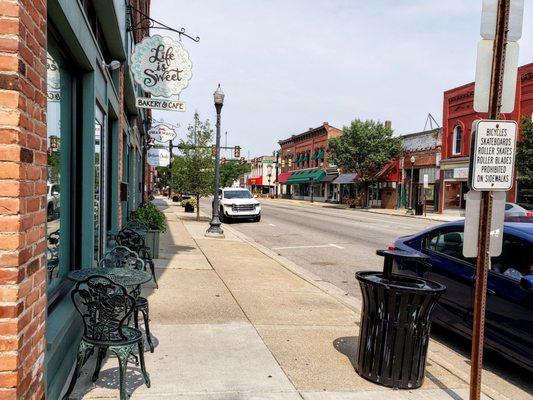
[130,35,193,98]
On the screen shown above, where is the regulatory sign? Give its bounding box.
[423,174,429,189]
[148,124,176,143]
[469,120,517,191]
[473,40,519,113]
[130,35,193,98]
[147,148,170,167]
[463,190,505,258]
[481,0,524,41]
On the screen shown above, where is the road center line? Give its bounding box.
[329,243,345,249]
[272,244,344,250]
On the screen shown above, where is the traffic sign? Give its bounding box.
[473,40,519,113]
[481,0,524,41]
[463,191,505,258]
[469,120,517,191]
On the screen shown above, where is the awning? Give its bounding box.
[332,173,357,184]
[247,176,263,185]
[286,169,326,184]
[276,171,292,184]
[375,160,400,182]
[321,173,338,183]
[317,149,325,159]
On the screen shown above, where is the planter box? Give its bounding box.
[144,229,160,259]
[184,205,195,213]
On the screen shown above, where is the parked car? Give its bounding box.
[390,220,533,372]
[505,202,533,217]
[47,183,60,217]
[217,187,261,222]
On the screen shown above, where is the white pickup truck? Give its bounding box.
[218,188,261,222]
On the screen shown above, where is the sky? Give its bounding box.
[150,0,533,158]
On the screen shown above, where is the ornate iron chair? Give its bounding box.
[99,246,154,352]
[126,219,148,235]
[46,230,60,282]
[63,275,150,400]
[117,228,158,289]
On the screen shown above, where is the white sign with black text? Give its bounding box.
[147,148,170,167]
[469,120,517,191]
[136,97,186,112]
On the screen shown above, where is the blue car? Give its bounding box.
[391,220,533,372]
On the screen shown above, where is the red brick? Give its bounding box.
[0,163,21,179]
[0,388,17,399]
[0,234,23,250]
[0,129,20,145]
[0,371,19,388]
[0,355,17,371]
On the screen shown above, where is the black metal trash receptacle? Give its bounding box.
[415,201,424,215]
[355,250,446,389]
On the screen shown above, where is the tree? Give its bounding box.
[171,112,214,221]
[220,161,251,188]
[327,119,402,205]
[516,116,533,185]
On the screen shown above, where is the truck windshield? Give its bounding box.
[224,190,252,199]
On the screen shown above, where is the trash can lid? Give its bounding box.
[376,249,429,261]
[355,271,446,293]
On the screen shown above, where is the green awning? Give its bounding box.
[295,155,301,163]
[311,151,319,160]
[318,149,325,159]
[286,169,326,184]
[302,154,308,162]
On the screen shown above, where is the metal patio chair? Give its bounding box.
[62,275,150,400]
[99,246,155,352]
[116,228,158,289]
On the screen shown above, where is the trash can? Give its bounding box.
[415,201,424,215]
[355,249,446,389]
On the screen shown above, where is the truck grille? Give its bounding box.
[232,204,255,212]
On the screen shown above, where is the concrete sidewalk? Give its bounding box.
[68,199,526,400]
[262,198,463,223]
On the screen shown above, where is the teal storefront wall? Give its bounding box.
[45,0,146,398]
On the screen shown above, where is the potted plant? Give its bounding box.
[182,198,196,213]
[133,202,166,259]
[172,192,181,202]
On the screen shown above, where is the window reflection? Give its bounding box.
[94,118,102,264]
[46,52,61,285]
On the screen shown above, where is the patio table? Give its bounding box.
[68,267,152,287]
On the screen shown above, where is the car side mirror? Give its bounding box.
[519,275,533,292]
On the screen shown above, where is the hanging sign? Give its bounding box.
[130,35,193,98]
[136,97,186,112]
[147,148,170,167]
[46,53,61,102]
[468,120,517,191]
[149,124,176,143]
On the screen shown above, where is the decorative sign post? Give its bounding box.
[147,148,170,167]
[148,124,177,143]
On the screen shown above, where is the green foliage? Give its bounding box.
[517,117,533,184]
[220,161,251,188]
[47,150,61,182]
[155,166,171,189]
[327,119,402,182]
[134,202,167,232]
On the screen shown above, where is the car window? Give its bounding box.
[490,235,533,280]
[224,190,252,199]
[424,229,468,261]
[505,203,513,211]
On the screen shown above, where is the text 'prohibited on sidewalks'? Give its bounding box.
[469,120,517,191]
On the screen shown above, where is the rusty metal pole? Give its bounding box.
[469,1,509,399]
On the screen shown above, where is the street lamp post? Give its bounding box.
[407,155,415,215]
[309,177,314,203]
[267,163,273,198]
[274,151,279,198]
[206,84,225,238]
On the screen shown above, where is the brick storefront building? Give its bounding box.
[439,63,533,213]
[0,0,151,398]
[278,123,342,202]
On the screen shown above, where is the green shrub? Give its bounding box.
[134,202,167,232]
[181,198,197,207]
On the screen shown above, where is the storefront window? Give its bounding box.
[46,52,62,286]
[94,117,102,264]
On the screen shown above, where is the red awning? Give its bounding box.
[247,176,263,186]
[276,172,292,183]
[375,160,400,182]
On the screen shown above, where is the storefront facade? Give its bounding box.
[278,122,342,202]
[0,1,151,398]
[247,156,276,196]
[439,63,533,213]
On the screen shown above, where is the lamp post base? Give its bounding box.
[205,220,225,238]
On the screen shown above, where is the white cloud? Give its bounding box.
[150,0,533,156]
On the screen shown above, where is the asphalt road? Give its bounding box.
[203,198,440,299]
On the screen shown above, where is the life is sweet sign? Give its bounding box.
[130,35,192,98]
[469,120,517,191]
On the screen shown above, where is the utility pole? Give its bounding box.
[470,1,509,399]
[275,151,279,198]
[167,140,173,199]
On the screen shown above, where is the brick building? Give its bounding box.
[277,122,342,202]
[439,63,533,213]
[0,0,151,398]
[247,156,276,196]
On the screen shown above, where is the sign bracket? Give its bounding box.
[126,4,200,43]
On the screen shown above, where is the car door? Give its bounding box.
[484,232,533,369]
[418,228,475,335]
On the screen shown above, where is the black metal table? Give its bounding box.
[68,267,152,287]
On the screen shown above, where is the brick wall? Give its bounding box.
[0,1,47,399]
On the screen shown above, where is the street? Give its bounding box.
[202,198,440,299]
